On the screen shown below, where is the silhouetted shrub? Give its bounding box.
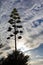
[1,51,29,65]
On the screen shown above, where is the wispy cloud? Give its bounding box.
[30,58,43,65]
[0,0,43,61]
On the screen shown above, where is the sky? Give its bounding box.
[0,0,43,65]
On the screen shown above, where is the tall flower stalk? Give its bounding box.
[7,8,23,51]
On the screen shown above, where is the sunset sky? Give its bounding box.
[0,0,43,65]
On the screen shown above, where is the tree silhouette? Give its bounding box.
[7,8,23,51]
[0,8,30,65]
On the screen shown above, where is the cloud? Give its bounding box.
[21,2,43,50]
[30,58,43,65]
[0,0,43,58]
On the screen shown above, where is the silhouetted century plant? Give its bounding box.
[7,8,23,51]
[1,51,29,65]
[0,8,30,65]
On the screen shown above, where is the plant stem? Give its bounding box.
[15,22,17,51]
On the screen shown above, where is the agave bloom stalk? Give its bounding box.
[7,8,23,51]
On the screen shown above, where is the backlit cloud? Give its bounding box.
[0,0,43,62]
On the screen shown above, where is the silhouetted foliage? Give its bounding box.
[18,36,22,39]
[1,51,29,65]
[13,30,19,34]
[0,58,4,65]
[10,34,14,37]
[8,19,14,24]
[16,25,22,28]
[16,20,21,23]
[7,37,10,39]
[7,27,12,31]
[20,31,23,33]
